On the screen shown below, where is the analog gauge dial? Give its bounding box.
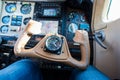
[80,15,86,22]
[0,25,9,34]
[21,4,31,14]
[2,16,10,24]
[5,3,16,13]
[45,35,62,52]
[68,23,78,33]
[23,17,31,25]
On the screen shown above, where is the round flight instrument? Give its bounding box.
[20,4,31,14]
[23,17,31,25]
[45,35,62,52]
[2,16,10,24]
[68,23,78,33]
[5,3,16,13]
[0,25,9,34]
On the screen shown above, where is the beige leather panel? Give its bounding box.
[94,19,120,79]
[91,0,108,31]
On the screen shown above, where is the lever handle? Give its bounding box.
[94,30,107,49]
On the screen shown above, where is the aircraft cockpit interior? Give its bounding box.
[0,0,119,80]
[0,0,92,67]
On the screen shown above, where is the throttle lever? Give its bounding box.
[93,30,107,49]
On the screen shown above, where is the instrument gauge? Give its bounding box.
[2,16,10,24]
[68,23,78,33]
[80,15,86,22]
[23,17,31,25]
[0,25,9,34]
[21,4,31,14]
[5,3,16,13]
[45,35,62,52]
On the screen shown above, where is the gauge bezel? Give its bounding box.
[5,3,16,13]
[2,16,10,24]
[0,25,9,34]
[68,22,78,33]
[45,35,63,53]
[20,4,31,14]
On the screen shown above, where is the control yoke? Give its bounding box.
[14,20,90,69]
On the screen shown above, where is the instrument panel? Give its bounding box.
[0,0,91,47]
[0,1,90,48]
[0,1,35,36]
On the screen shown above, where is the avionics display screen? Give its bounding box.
[43,9,57,16]
[40,20,59,35]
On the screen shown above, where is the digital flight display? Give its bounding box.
[40,20,59,35]
[43,9,57,16]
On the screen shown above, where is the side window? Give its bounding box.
[105,0,120,22]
